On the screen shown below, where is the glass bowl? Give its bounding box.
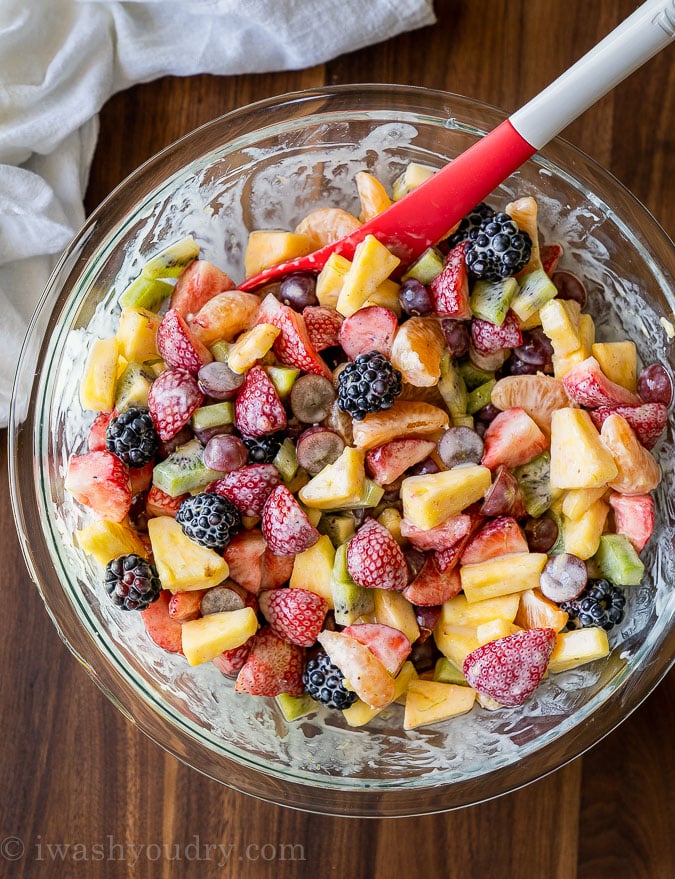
[9,84,675,817]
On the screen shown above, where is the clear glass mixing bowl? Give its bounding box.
[9,85,675,817]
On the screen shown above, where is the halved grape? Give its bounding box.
[524,516,559,553]
[540,552,587,603]
[277,273,318,311]
[197,361,245,400]
[551,271,587,307]
[514,328,554,368]
[441,319,470,358]
[295,426,345,475]
[399,279,434,316]
[637,363,673,406]
[203,435,248,472]
[437,426,484,468]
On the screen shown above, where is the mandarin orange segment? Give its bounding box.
[390,317,446,387]
[491,374,570,436]
[355,171,392,222]
[351,400,449,450]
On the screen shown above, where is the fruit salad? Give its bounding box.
[65,164,671,731]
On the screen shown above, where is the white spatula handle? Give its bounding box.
[511,0,675,149]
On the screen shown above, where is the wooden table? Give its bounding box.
[2,1,673,876]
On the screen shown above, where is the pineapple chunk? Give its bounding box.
[76,519,147,566]
[552,313,595,378]
[343,661,417,727]
[181,608,259,666]
[116,307,162,362]
[148,516,228,592]
[243,230,312,278]
[476,618,519,645]
[591,341,637,392]
[289,534,335,608]
[400,465,491,530]
[377,507,404,544]
[403,680,476,730]
[561,487,608,519]
[548,627,610,673]
[460,552,547,603]
[226,323,280,374]
[298,446,365,510]
[438,593,521,628]
[363,278,403,317]
[515,589,569,632]
[80,337,120,411]
[316,252,351,307]
[372,589,420,644]
[433,623,481,668]
[563,498,610,560]
[550,408,618,489]
[539,299,582,357]
[336,234,400,317]
[392,162,435,200]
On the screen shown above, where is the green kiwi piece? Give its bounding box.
[319,514,356,547]
[141,236,200,279]
[457,360,495,391]
[592,534,645,586]
[118,276,174,310]
[267,365,300,399]
[330,544,375,625]
[114,362,154,411]
[438,354,468,417]
[433,657,468,685]
[510,267,558,322]
[401,246,444,284]
[469,277,519,325]
[276,693,317,721]
[273,437,299,483]
[467,379,496,415]
[513,452,562,518]
[152,438,222,497]
[190,402,234,432]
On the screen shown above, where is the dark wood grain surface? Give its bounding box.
[2,1,673,876]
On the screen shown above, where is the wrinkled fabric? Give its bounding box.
[0,0,436,425]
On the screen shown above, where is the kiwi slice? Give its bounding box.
[592,534,645,586]
[510,267,558,322]
[114,362,154,410]
[190,401,234,432]
[466,379,496,415]
[319,514,356,547]
[152,437,222,497]
[433,657,468,685]
[267,365,300,399]
[273,437,299,483]
[513,452,562,518]
[401,246,444,284]
[438,354,468,418]
[469,277,519,326]
[209,340,233,363]
[119,276,174,310]
[141,236,200,279]
[330,544,375,625]
[276,693,317,721]
[457,360,495,391]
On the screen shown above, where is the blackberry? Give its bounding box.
[445,201,496,247]
[104,554,161,611]
[303,652,358,710]
[561,579,626,631]
[336,351,402,421]
[242,433,282,464]
[465,212,532,281]
[176,492,242,552]
[106,407,159,467]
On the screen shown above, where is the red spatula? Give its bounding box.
[240,0,673,291]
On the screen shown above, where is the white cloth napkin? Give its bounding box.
[0,0,436,426]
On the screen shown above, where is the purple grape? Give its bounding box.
[505,354,540,376]
[441,319,470,358]
[540,553,587,603]
[514,328,554,367]
[277,273,318,311]
[552,271,587,307]
[437,426,484,468]
[474,403,500,425]
[203,435,248,472]
[637,363,673,406]
[524,516,559,553]
[399,278,434,315]
[403,547,427,582]
[198,362,244,400]
[409,457,440,476]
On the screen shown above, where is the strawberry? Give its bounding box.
[608,492,655,552]
[156,308,213,374]
[471,310,522,355]
[260,550,295,590]
[210,464,281,517]
[460,516,529,565]
[365,437,436,485]
[562,356,641,409]
[341,622,411,676]
[346,517,408,591]
[338,305,399,360]
[234,626,304,696]
[223,529,267,593]
[212,637,254,677]
[88,410,115,451]
[481,407,548,470]
[430,242,471,319]
[462,627,557,707]
[168,590,207,622]
[302,305,343,351]
[257,293,331,378]
[481,465,528,519]
[170,259,235,320]
[234,365,288,438]
[261,485,320,556]
[65,450,132,522]
[589,402,667,450]
[403,556,462,606]
[400,513,473,552]
[141,590,183,654]
[147,367,203,441]
[258,588,327,647]
[540,243,563,276]
[129,461,154,495]
[146,484,188,518]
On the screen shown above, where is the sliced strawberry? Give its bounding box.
[302,305,343,351]
[471,310,522,355]
[462,628,556,707]
[338,305,399,360]
[257,293,331,378]
[365,437,436,485]
[210,464,281,517]
[146,484,188,518]
[234,365,287,438]
[346,517,408,592]
[540,243,563,276]
[258,588,327,647]
[260,550,295,590]
[223,529,267,593]
[481,464,528,519]
[460,516,529,565]
[129,461,154,495]
[400,513,473,552]
[403,556,462,606]
[562,356,641,409]
[88,410,115,451]
[589,402,667,450]
[170,259,235,320]
[261,485,320,556]
[141,590,183,654]
[65,450,132,522]
[481,407,548,470]
[342,622,411,676]
[415,605,442,643]
[157,308,213,374]
[168,589,207,622]
[430,242,471,318]
[608,492,655,553]
[212,637,255,677]
[234,626,304,696]
[147,367,203,441]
